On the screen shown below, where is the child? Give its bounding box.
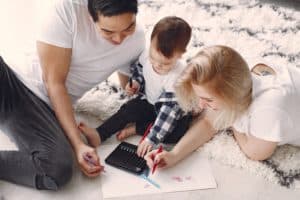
[79,16,192,157]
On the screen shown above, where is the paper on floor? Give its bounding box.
[98,144,217,198]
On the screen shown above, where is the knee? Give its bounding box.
[50,154,74,188]
[35,147,74,190]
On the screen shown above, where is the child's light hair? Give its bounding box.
[175,45,252,130]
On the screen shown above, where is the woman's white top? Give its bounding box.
[233,61,300,146]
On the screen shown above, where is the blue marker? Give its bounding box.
[140,174,161,189]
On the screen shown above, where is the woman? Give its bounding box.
[145,45,300,169]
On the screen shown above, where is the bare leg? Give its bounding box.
[78,122,101,147]
[116,123,137,141]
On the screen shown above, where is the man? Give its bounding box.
[0,0,145,190]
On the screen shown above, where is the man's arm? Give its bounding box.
[37,41,81,148]
[171,114,217,161]
[37,41,102,177]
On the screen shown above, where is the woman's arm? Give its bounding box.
[37,41,102,177]
[145,113,217,168]
[233,128,277,161]
[172,115,216,161]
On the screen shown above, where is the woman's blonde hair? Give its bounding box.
[175,45,252,130]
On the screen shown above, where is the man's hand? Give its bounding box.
[75,142,103,177]
[137,139,153,157]
[125,80,140,96]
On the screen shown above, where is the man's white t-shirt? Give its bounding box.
[233,61,300,146]
[138,48,186,105]
[5,0,145,105]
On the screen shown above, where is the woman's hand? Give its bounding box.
[75,142,103,177]
[137,140,153,157]
[125,80,140,96]
[144,149,179,169]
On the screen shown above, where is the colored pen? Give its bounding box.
[139,122,153,144]
[129,77,133,87]
[151,145,163,174]
[83,153,98,166]
[83,153,106,172]
[128,78,144,96]
[128,78,141,95]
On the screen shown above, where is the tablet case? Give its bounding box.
[105,142,149,174]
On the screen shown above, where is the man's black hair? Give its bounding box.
[88,0,138,22]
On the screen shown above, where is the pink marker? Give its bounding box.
[83,153,106,173]
[151,145,163,174]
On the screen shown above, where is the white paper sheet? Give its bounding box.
[98,144,217,198]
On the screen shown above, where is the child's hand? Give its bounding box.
[125,80,140,96]
[137,140,153,157]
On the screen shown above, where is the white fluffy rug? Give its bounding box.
[199,131,300,187]
[136,0,300,67]
[75,0,300,188]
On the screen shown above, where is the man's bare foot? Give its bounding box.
[116,124,137,141]
[78,122,101,147]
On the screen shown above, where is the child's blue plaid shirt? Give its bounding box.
[130,62,186,145]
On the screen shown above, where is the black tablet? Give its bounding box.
[105,142,149,174]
